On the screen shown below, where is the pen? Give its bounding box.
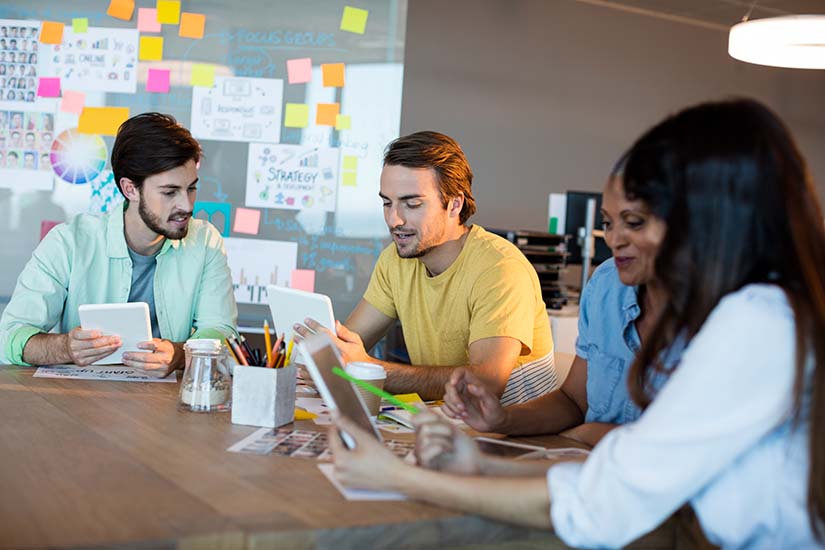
[239,335,256,366]
[331,367,419,414]
[228,337,249,366]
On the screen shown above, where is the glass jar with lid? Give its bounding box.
[177,338,232,413]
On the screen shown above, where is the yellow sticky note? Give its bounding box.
[335,114,351,130]
[72,18,89,34]
[157,0,181,24]
[78,107,130,136]
[343,155,358,170]
[294,408,318,420]
[39,21,64,45]
[190,63,215,87]
[284,103,309,128]
[321,63,345,87]
[316,103,340,126]
[139,36,164,61]
[340,6,368,34]
[342,172,357,187]
[393,393,424,404]
[179,12,205,39]
[106,0,135,21]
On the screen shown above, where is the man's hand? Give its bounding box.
[294,318,372,364]
[122,338,178,378]
[442,368,510,433]
[64,327,122,366]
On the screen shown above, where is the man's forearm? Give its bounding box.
[368,360,458,400]
[22,333,70,366]
[499,389,586,436]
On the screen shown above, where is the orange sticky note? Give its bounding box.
[290,269,316,292]
[139,36,164,61]
[39,21,64,45]
[321,63,345,87]
[157,0,181,24]
[107,0,135,21]
[233,208,261,235]
[316,103,340,127]
[78,107,130,136]
[179,12,205,39]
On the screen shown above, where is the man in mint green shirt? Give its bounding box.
[0,113,237,376]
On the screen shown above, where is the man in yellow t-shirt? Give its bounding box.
[298,131,557,404]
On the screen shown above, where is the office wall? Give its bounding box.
[401,0,825,231]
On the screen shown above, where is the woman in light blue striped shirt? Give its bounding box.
[329,98,825,548]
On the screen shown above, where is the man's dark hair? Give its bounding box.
[383,131,476,224]
[111,112,201,202]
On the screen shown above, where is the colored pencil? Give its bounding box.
[263,320,273,367]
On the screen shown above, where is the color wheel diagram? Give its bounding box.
[50,128,108,185]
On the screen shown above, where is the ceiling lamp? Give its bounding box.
[729,15,825,69]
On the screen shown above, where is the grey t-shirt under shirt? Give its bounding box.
[127,247,161,338]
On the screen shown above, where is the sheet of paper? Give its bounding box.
[34,365,178,383]
[78,106,130,136]
[318,464,406,501]
[157,0,181,24]
[39,21,64,44]
[60,91,86,114]
[283,103,309,128]
[223,237,297,305]
[139,36,164,61]
[106,0,135,21]
[340,6,369,35]
[321,63,345,87]
[191,76,283,143]
[40,27,139,94]
[72,18,89,33]
[245,143,340,212]
[146,69,170,93]
[295,396,329,416]
[232,207,261,235]
[179,12,205,39]
[190,63,215,87]
[316,103,339,126]
[286,57,312,84]
[137,8,162,33]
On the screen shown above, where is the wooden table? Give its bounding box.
[0,366,677,549]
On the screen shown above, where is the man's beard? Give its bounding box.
[138,195,189,240]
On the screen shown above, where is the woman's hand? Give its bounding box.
[413,410,485,475]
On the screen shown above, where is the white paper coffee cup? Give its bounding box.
[345,361,386,416]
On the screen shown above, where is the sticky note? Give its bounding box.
[233,208,261,235]
[40,220,61,241]
[139,36,164,61]
[340,6,368,34]
[190,63,215,87]
[342,172,357,187]
[60,90,86,114]
[294,408,317,421]
[286,57,312,84]
[179,12,205,39]
[78,107,130,136]
[146,69,170,93]
[316,103,339,126]
[157,0,181,24]
[321,63,345,87]
[37,77,61,98]
[138,8,162,33]
[284,103,309,128]
[343,155,358,170]
[291,269,316,292]
[39,21,64,45]
[335,114,351,130]
[72,18,89,33]
[107,0,135,21]
[393,393,424,404]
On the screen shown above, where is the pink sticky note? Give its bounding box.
[60,90,86,114]
[137,8,162,32]
[286,57,312,84]
[40,220,61,241]
[290,269,316,292]
[233,208,261,235]
[146,68,170,93]
[37,77,61,98]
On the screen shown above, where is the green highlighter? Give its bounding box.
[331,367,420,414]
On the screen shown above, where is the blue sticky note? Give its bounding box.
[194,201,231,236]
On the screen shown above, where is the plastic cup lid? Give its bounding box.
[345,361,386,380]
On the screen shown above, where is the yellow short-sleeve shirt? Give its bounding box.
[363,225,553,369]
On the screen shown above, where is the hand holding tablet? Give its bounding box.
[78,302,152,365]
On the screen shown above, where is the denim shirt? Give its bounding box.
[576,258,681,424]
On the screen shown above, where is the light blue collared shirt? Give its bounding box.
[576,258,679,424]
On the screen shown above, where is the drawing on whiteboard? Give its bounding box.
[191,76,283,143]
[245,143,339,212]
[39,27,138,94]
[224,237,297,304]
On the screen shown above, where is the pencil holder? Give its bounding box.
[231,364,296,428]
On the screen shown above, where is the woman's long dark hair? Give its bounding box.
[621,98,825,540]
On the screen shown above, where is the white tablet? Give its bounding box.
[266,285,335,339]
[297,332,382,449]
[78,302,152,365]
[474,437,547,458]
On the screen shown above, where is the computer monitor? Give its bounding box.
[564,191,611,265]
